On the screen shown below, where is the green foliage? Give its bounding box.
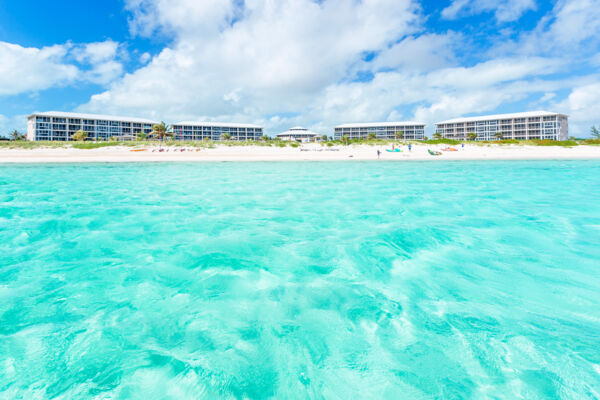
[467,132,477,140]
[422,138,461,145]
[342,134,349,145]
[221,132,231,140]
[432,132,442,139]
[321,134,328,141]
[290,142,299,147]
[494,132,504,139]
[71,141,124,149]
[150,121,172,140]
[582,138,600,145]
[136,131,147,140]
[72,129,87,141]
[367,133,376,140]
[10,130,26,140]
[496,139,520,144]
[394,131,404,139]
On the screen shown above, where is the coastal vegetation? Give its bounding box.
[2,136,600,150]
[72,130,87,141]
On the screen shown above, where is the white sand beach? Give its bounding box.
[1,143,600,163]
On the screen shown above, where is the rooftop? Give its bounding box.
[276,126,320,137]
[437,111,568,124]
[335,121,425,128]
[28,111,158,124]
[173,122,263,128]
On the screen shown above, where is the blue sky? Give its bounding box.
[0,0,599,136]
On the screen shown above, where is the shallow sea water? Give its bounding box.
[0,161,599,399]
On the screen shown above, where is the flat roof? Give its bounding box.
[28,111,158,124]
[276,127,320,137]
[335,121,425,128]
[173,122,262,128]
[437,111,568,124]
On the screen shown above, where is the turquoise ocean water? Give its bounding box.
[1,161,599,399]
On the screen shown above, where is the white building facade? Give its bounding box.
[171,122,263,141]
[334,122,426,140]
[26,112,157,141]
[276,127,320,142]
[435,111,569,141]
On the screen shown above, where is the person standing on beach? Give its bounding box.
[408,144,412,152]
[377,150,381,159]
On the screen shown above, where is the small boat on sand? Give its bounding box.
[386,149,402,152]
[130,149,148,152]
[428,149,442,156]
[442,147,458,152]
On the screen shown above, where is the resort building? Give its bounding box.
[276,127,321,142]
[334,122,426,140]
[26,112,157,141]
[435,111,569,141]
[171,122,263,141]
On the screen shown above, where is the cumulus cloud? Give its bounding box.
[0,42,79,96]
[555,83,600,137]
[441,0,536,22]
[71,0,600,136]
[0,39,124,95]
[82,0,421,126]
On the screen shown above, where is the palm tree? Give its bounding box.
[394,131,404,140]
[591,126,600,138]
[367,133,376,140]
[342,134,349,145]
[72,129,87,141]
[150,121,171,141]
[136,131,147,140]
[221,132,231,140]
[433,132,442,140]
[494,132,504,140]
[261,135,270,141]
[321,134,328,141]
[10,130,25,140]
[467,132,477,141]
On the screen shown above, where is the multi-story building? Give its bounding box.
[334,122,426,140]
[26,112,157,141]
[171,122,263,141]
[435,111,569,141]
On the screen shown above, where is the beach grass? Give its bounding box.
[1,138,597,149]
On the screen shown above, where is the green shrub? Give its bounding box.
[582,139,600,145]
[422,139,461,145]
[72,141,124,149]
[531,139,578,147]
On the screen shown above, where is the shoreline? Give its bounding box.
[1,143,600,163]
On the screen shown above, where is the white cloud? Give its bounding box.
[555,83,600,137]
[72,40,124,84]
[81,0,422,127]
[442,0,536,22]
[0,42,79,96]
[0,39,124,96]
[139,52,151,64]
[68,0,599,137]
[371,33,461,72]
[73,40,120,63]
[497,0,600,56]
